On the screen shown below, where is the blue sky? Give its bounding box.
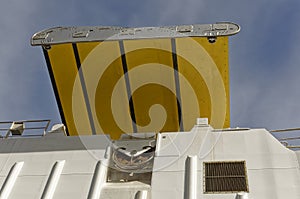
[0,0,300,138]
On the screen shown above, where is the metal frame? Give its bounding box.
[270,128,300,149]
[0,119,50,138]
[203,160,249,194]
[31,22,240,46]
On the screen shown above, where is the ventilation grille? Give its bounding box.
[204,161,248,193]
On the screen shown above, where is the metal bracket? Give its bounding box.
[31,22,240,46]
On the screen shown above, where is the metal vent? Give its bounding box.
[203,161,248,193]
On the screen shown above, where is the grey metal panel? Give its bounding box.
[0,134,110,153]
[31,22,240,46]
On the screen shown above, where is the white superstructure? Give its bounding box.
[0,120,299,198]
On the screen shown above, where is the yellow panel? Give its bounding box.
[176,37,229,128]
[123,39,180,132]
[76,42,100,62]
[197,37,230,128]
[45,36,230,138]
[75,41,133,139]
[47,44,92,135]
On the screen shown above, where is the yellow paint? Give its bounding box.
[175,37,229,128]
[123,39,180,132]
[194,37,230,128]
[76,42,100,62]
[76,41,134,139]
[45,36,230,138]
[93,48,131,139]
[47,44,91,135]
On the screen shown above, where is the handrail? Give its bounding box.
[0,119,50,138]
[278,136,300,141]
[270,127,300,149]
[286,146,300,149]
[269,128,300,133]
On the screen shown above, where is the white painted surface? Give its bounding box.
[152,126,300,199]
[87,160,108,199]
[0,161,24,199]
[41,160,65,199]
[0,127,298,198]
[186,156,197,199]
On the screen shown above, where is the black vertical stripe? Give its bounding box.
[171,38,184,131]
[43,47,69,136]
[119,40,138,133]
[72,43,97,135]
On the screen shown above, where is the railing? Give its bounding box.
[269,128,300,149]
[0,120,50,138]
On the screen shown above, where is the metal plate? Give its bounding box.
[203,161,249,194]
[31,22,240,46]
